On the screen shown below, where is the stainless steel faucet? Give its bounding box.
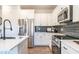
[3,19,13,40]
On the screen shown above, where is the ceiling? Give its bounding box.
[20,5,57,13]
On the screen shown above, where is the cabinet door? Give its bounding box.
[34,14,41,26]
[34,33,45,45]
[52,5,69,26]
[73,5,79,22]
[38,13,48,26]
[52,6,60,26]
[8,46,18,54]
[47,14,52,26]
[18,39,28,54]
[34,13,52,26]
[34,33,52,46]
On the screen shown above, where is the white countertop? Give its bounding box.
[62,40,79,52]
[0,36,29,51]
[52,33,65,36]
[35,32,65,36]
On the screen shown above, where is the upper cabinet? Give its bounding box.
[52,5,71,26]
[73,5,79,22]
[52,5,79,24]
[34,13,52,26]
[52,6,60,26]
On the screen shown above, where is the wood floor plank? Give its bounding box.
[28,46,52,54]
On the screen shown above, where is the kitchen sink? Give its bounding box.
[0,37,16,39]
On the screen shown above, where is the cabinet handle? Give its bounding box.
[63,46,68,50]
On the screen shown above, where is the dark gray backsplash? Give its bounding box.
[63,22,79,37]
[35,26,47,32]
[35,26,54,32]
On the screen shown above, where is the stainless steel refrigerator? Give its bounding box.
[27,19,34,48]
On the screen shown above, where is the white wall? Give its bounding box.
[0,6,2,36]
[1,5,35,37]
[2,5,21,37]
[0,6,2,17]
[20,9,34,19]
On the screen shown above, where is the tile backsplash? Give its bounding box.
[63,22,79,37]
[35,26,54,32]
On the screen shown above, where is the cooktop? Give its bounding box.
[63,35,79,39]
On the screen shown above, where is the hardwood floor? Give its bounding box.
[28,46,52,54]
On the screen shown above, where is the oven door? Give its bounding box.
[52,43,61,54]
[52,36,61,54]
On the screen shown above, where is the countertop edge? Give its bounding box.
[0,36,29,52]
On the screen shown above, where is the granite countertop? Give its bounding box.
[0,35,29,51]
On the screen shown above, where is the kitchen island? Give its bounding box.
[0,36,29,54]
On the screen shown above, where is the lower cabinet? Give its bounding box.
[18,39,28,54]
[34,33,52,46]
[61,41,79,54]
[8,46,18,54]
[0,47,18,54]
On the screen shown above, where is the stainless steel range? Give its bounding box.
[52,35,61,54]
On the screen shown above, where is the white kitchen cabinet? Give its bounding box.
[0,47,18,54]
[34,13,52,26]
[40,14,48,26]
[53,5,79,23]
[34,14,41,26]
[52,6,60,26]
[10,39,28,54]
[51,5,69,26]
[34,32,52,46]
[34,5,70,26]
[7,46,18,54]
[47,14,53,26]
[61,41,79,54]
[73,5,79,22]
[18,38,28,54]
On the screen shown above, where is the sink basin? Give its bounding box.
[0,37,16,39]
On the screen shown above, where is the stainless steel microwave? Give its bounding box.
[58,5,73,23]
